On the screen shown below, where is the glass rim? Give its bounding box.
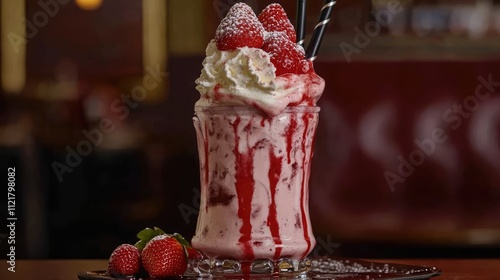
[194,105,320,114]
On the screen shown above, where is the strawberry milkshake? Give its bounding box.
[192,3,324,274]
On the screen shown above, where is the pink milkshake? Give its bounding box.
[192,3,324,275]
[193,105,319,261]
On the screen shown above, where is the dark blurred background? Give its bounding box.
[1,0,500,259]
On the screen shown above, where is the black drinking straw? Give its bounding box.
[296,0,307,47]
[305,0,336,61]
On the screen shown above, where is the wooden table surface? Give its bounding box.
[1,259,499,280]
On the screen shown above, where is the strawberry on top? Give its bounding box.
[215,3,264,50]
[262,32,306,76]
[214,3,309,76]
[258,3,297,43]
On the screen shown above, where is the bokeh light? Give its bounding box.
[75,0,103,11]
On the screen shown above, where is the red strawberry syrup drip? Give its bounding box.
[285,115,297,164]
[232,117,255,260]
[241,262,252,275]
[260,117,266,127]
[267,148,283,259]
[300,113,312,258]
[214,84,223,101]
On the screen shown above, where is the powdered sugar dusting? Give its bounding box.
[262,32,304,76]
[258,3,297,42]
[215,4,264,50]
[227,2,254,15]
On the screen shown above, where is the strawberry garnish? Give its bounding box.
[299,59,314,74]
[107,244,141,277]
[215,3,264,50]
[108,227,200,278]
[134,226,165,251]
[141,234,189,277]
[258,3,297,43]
[262,32,306,76]
[226,2,254,16]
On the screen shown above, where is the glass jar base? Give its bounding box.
[185,257,312,278]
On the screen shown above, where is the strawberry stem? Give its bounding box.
[172,233,191,248]
[135,227,165,250]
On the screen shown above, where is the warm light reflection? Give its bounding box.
[75,0,103,11]
[142,0,167,101]
[1,0,26,93]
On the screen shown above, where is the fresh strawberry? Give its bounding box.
[299,59,314,74]
[262,32,305,76]
[134,227,165,251]
[107,244,141,277]
[258,3,296,43]
[215,3,264,50]
[226,2,254,16]
[141,234,188,277]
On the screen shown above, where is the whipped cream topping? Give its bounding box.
[195,40,325,117]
